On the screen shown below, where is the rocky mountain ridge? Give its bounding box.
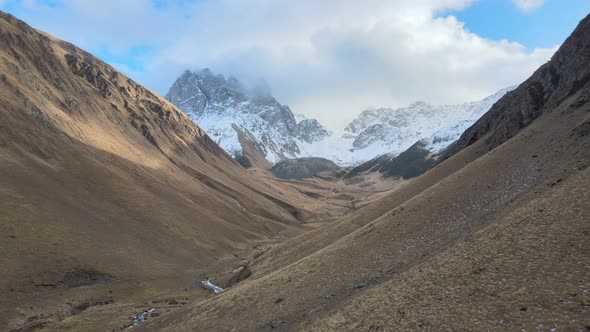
[343,87,513,158]
[298,87,514,166]
[166,69,330,167]
[350,13,590,181]
[346,86,516,178]
[167,70,514,168]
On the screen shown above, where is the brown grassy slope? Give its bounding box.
[142,17,590,332]
[0,10,333,330]
[302,165,590,331]
[143,86,590,332]
[236,11,590,290]
[245,137,487,281]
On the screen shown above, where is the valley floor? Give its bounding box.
[2,170,399,332]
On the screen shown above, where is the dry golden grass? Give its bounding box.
[2,9,589,332]
[0,11,397,331]
[142,83,590,332]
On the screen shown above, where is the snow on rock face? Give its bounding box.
[305,86,516,166]
[345,86,518,179]
[166,69,330,166]
[296,117,331,144]
[167,69,513,168]
[420,86,516,153]
[340,90,515,158]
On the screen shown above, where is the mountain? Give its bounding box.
[352,11,590,181]
[167,70,512,169]
[3,7,589,332]
[166,69,330,168]
[314,87,514,166]
[347,86,516,178]
[143,14,590,332]
[0,11,335,331]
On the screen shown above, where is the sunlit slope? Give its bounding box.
[0,10,321,329]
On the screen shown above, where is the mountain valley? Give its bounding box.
[0,12,395,331]
[0,8,588,332]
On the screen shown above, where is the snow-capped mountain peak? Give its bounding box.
[421,86,517,153]
[298,87,516,166]
[166,69,330,167]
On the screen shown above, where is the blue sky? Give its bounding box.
[453,0,590,49]
[1,0,588,130]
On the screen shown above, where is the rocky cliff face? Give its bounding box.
[271,157,340,180]
[297,118,330,143]
[350,14,590,180]
[307,88,513,166]
[166,69,330,167]
[445,14,590,158]
[346,87,515,178]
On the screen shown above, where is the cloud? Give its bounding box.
[2,0,557,131]
[513,0,545,12]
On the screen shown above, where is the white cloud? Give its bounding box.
[3,0,557,131]
[513,0,545,12]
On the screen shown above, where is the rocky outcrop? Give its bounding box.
[346,142,436,179]
[271,157,340,180]
[297,118,330,143]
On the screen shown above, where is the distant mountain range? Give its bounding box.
[305,87,514,165]
[167,70,513,168]
[347,86,516,179]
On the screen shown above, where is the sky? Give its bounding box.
[1,0,589,131]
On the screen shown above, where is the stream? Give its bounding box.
[201,279,224,294]
[122,308,157,330]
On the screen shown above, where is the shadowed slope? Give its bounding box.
[303,166,590,331]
